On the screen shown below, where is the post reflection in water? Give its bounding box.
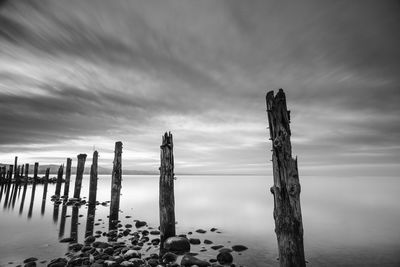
[3,183,11,209]
[70,206,79,243]
[10,184,19,210]
[85,204,96,238]
[27,184,36,219]
[0,184,4,202]
[19,183,27,215]
[41,181,48,216]
[53,203,60,223]
[7,184,15,209]
[59,204,67,238]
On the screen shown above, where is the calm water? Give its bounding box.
[0,175,399,266]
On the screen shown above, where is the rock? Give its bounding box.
[103,247,114,255]
[125,224,132,228]
[23,258,38,264]
[147,259,158,267]
[210,228,217,232]
[123,249,140,260]
[48,258,67,267]
[162,252,178,263]
[85,236,96,244]
[135,220,146,228]
[119,261,134,267]
[204,239,213,244]
[189,238,201,245]
[150,230,160,235]
[211,245,224,250]
[219,248,233,253]
[217,251,233,265]
[92,241,110,248]
[151,238,160,245]
[164,237,190,253]
[91,263,105,267]
[68,243,83,251]
[195,229,207,234]
[59,237,74,243]
[231,245,248,252]
[24,262,36,267]
[181,254,210,267]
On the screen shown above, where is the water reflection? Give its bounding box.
[59,204,67,238]
[27,183,36,219]
[19,183,27,215]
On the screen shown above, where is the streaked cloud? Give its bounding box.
[0,0,399,176]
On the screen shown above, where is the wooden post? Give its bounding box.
[159,132,176,250]
[70,206,79,243]
[20,165,24,182]
[88,151,98,205]
[55,164,64,197]
[73,154,87,199]
[63,158,72,198]
[13,157,18,180]
[85,204,96,238]
[16,165,21,183]
[7,165,13,184]
[266,89,306,267]
[44,168,50,183]
[109,142,122,228]
[24,163,29,181]
[59,205,67,238]
[33,163,39,183]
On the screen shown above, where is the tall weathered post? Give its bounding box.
[33,163,39,183]
[88,151,98,205]
[20,165,24,181]
[266,89,305,267]
[63,158,72,198]
[55,164,64,197]
[109,142,122,229]
[159,132,176,249]
[73,154,87,199]
[16,165,21,183]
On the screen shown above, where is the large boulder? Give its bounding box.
[164,236,190,253]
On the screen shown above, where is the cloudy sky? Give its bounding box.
[0,0,399,176]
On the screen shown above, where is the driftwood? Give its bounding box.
[266,89,306,267]
[73,154,87,199]
[159,132,176,250]
[110,142,122,227]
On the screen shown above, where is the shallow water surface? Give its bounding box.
[0,175,399,266]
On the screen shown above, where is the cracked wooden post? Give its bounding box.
[110,142,122,229]
[73,154,87,199]
[159,132,176,250]
[88,151,98,206]
[55,164,64,197]
[63,158,72,198]
[266,89,306,267]
[33,163,39,183]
